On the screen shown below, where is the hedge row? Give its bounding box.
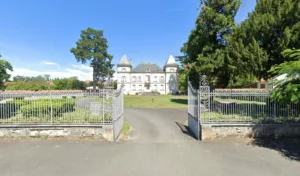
[4,99,75,118]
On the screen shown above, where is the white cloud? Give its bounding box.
[9,67,93,81]
[43,61,58,65]
[72,64,93,71]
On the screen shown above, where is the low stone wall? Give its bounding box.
[0,125,114,141]
[201,124,300,140]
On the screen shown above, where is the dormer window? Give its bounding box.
[146,68,151,72]
[122,68,126,72]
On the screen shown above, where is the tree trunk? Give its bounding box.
[93,66,96,92]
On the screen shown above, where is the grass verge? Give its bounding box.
[124,95,187,108]
[121,121,130,134]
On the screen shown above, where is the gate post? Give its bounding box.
[199,74,210,140]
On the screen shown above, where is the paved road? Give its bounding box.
[0,108,299,176]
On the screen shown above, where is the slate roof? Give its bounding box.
[132,63,164,73]
[117,55,132,67]
[164,55,178,68]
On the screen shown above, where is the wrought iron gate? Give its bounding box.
[187,74,211,140]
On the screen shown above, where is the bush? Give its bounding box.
[20,99,75,118]
[13,97,25,100]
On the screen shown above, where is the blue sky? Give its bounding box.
[0,0,256,80]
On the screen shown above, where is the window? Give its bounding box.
[139,85,142,91]
[121,76,126,82]
[154,76,157,82]
[132,85,136,91]
[138,76,141,81]
[132,76,136,82]
[160,76,164,82]
[154,85,157,90]
[122,68,126,72]
[160,85,164,91]
[146,68,151,72]
[170,69,174,72]
[145,75,150,82]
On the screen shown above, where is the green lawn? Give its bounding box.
[121,121,130,134]
[124,95,188,108]
[214,98,266,105]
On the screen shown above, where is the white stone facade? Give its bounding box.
[117,55,178,95]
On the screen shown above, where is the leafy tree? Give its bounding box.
[13,75,50,82]
[70,28,114,91]
[270,49,300,103]
[235,0,300,78]
[5,81,51,91]
[52,77,86,90]
[112,80,118,90]
[179,0,241,88]
[177,67,188,94]
[0,54,13,90]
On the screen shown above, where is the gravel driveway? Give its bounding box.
[0,107,299,176]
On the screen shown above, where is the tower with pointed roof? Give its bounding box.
[164,55,178,94]
[117,54,178,95]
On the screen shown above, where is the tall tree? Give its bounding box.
[236,0,300,78]
[70,28,114,90]
[269,48,300,103]
[0,54,13,90]
[179,0,241,88]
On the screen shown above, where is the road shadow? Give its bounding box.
[175,121,197,140]
[250,138,300,161]
[171,99,188,105]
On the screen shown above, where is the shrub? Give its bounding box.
[20,99,75,118]
[13,96,25,100]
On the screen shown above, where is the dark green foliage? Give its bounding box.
[270,49,300,103]
[5,81,51,90]
[7,75,52,90]
[70,28,114,90]
[13,75,50,82]
[239,0,300,76]
[20,99,75,118]
[112,80,118,90]
[0,53,13,90]
[6,76,86,90]
[52,77,86,90]
[179,0,241,88]
[179,0,300,90]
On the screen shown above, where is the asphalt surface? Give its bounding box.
[0,107,299,176]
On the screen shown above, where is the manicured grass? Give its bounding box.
[121,121,130,134]
[124,95,188,108]
[184,120,188,126]
[214,98,266,105]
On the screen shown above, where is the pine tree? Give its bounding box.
[179,0,241,88]
[70,28,114,91]
[237,0,300,78]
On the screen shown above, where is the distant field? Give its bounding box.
[124,95,188,108]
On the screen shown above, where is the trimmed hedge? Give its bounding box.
[20,99,75,118]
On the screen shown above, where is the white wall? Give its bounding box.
[117,67,131,72]
[117,66,178,95]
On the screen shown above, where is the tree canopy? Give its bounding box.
[270,49,300,103]
[179,0,300,90]
[70,28,114,90]
[0,54,13,90]
[179,0,241,88]
[6,76,87,91]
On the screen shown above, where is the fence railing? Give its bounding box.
[0,90,116,125]
[188,75,300,125]
[202,91,300,124]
